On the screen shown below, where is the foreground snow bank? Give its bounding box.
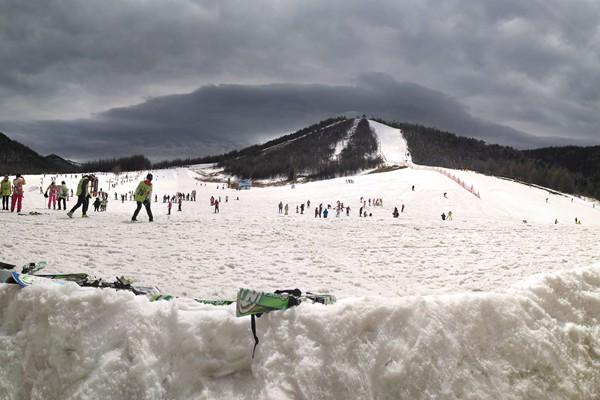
[1,266,600,400]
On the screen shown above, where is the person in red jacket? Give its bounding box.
[10,174,25,213]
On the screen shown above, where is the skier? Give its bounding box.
[412,185,415,191]
[346,206,350,216]
[300,203,305,214]
[214,199,219,213]
[45,181,58,209]
[447,210,453,220]
[393,207,399,218]
[278,201,283,214]
[284,203,288,215]
[131,173,153,222]
[10,174,26,213]
[57,181,69,210]
[167,199,172,215]
[323,208,329,218]
[441,212,446,221]
[178,197,182,211]
[1,175,11,211]
[401,204,405,213]
[68,175,94,218]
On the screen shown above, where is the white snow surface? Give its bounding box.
[368,120,411,165]
[2,161,600,399]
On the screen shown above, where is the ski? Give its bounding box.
[22,261,48,275]
[0,262,15,270]
[34,273,89,284]
[0,261,47,274]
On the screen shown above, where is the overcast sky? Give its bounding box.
[1,0,600,161]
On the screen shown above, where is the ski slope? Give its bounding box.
[1,160,600,399]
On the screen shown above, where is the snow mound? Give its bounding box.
[2,265,600,399]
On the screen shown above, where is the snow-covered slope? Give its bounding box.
[368,119,412,165]
[1,164,600,399]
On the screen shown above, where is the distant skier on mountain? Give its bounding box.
[68,175,92,218]
[393,207,399,218]
[284,203,288,215]
[278,201,283,214]
[441,212,446,221]
[10,174,26,213]
[401,204,405,213]
[1,175,11,211]
[131,173,153,222]
[214,199,219,213]
[323,208,329,218]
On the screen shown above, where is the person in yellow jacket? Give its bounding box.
[1,175,11,210]
[67,174,93,218]
[131,173,153,222]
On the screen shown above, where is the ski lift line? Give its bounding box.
[411,165,481,199]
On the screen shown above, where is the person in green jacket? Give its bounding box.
[1,175,11,210]
[67,175,93,218]
[131,173,153,222]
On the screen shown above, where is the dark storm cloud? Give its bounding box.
[1,0,600,152]
[1,75,583,161]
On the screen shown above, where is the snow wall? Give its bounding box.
[1,266,600,400]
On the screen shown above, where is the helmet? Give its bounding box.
[146,173,153,181]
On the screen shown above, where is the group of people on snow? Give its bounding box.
[1,174,26,213]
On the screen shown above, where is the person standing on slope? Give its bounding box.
[10,174,25,213]
[68,174,93,218]
[1,175,11,211]
[45,181,59,209]
[57,181,69,210]
[131,173,154,222]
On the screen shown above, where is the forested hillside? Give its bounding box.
[375,119,597,199]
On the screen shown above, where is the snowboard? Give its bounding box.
[236,288,336,317]
[0,261,47,274]
[10,272,67,288]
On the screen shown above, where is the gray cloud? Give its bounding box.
[1,0,599,154]
[1,75,587,162]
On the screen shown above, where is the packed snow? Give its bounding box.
[368,120,411,166]
[2,131,600,398]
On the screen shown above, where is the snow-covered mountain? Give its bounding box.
[219,118,412,181]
